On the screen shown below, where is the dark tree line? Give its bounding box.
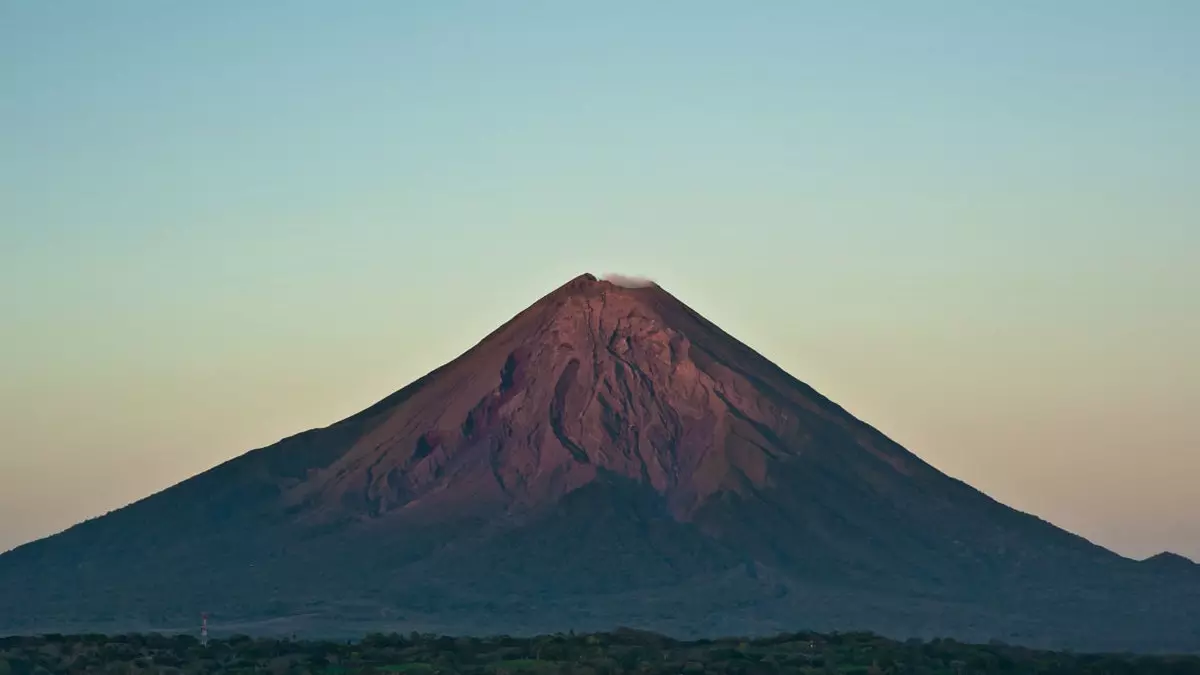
[2,628,1199,674]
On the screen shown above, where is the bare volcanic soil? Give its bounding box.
[1,274,1198,651]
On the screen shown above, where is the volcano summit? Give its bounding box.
[1,274,1197,650]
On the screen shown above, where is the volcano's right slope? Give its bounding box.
[1,274,1198,650]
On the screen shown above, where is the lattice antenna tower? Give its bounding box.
[200,612,209,647]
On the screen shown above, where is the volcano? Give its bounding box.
[1,274,1197,650]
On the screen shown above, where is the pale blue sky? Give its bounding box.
[1,2,1197,558]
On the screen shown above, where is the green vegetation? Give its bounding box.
[1,629,1198,674]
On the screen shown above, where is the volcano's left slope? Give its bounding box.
[0,277,582,631]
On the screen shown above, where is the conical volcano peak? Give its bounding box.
[7,273,1197,651]
[267,269,943,528]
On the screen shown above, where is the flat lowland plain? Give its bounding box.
[2,629,1199,675]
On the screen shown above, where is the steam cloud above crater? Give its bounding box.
[601,274,656,289]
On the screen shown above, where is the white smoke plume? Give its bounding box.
[601,273,657,289]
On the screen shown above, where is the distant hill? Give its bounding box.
[2,274,1198,652]
[1142,551,1199,574]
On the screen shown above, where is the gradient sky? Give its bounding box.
[2,2,1197,559]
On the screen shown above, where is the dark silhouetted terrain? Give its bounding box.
[1,274,1198,651]
[5,629,1200,675]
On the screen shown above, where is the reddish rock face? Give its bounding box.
[3,273,1199,651]
[283,273,925,526]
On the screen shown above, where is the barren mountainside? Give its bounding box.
[1,274,1197,651]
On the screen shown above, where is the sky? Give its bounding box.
[1,2,1197,560]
